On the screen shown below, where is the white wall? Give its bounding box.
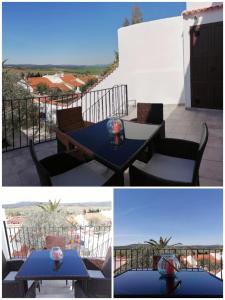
[2,209,10,259]
[92,16,185,105]
[118,16,185,104]
[92,3,223,109]
[183,6,223,107]
[91,68,123,91]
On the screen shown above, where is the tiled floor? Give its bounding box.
[36,280,74,298]
[2,104,223,186]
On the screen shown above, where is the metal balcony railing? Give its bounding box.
[114,247,223,279]
[2,85,128,152]
[3,222,111,259]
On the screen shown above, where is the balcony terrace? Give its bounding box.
[114,246,223,297]
[3,223,112,298]
[3,99,223,186]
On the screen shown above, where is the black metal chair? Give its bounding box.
[29,140,116,186]
[129,123,208,186]
[74,248,111,298]
[2,252,36,298]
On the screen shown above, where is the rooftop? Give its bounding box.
[182,4,223,16]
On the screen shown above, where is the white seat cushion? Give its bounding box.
[4,271,33,288]
[4,271,17,281]
[133,153,195,183]
[51,160,114,186]
[87,270,105,279]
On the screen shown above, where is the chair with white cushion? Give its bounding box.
[75,247,111,298]
[2,252,36,298]
[129,123,208,186]
[29,140,116,186]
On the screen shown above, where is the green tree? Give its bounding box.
[144,236,182,250]
[123,17,130,27]
[37,199,61,214]
[80,78,98,93]
[48,87,63,99]
[114,50,119,64]
[36,83,48,95]
[20,200,68,249]
[2,62,40,148]
[131,6,143,24]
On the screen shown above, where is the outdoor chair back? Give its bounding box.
[2,251,36,298]
[130,123,208,186]
[101,247,112,278]
[136,103,163,124]
[193,123,208,182]
[57,107,85,133]
[45,236,66,249]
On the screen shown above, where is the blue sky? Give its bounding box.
[3,2,186,65]
[114,189,223,246]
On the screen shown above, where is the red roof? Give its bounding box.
[61,74,83,87]
[79,75,95,84]
[7,216,25,225]
[27,77,71,92]
[182,4,223,16]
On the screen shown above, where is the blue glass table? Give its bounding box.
[16,250,89,280]
[66,119,162,172]
[114,269,223,297]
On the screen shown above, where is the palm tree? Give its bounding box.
[37,199,61,214]
[144,236,182,250]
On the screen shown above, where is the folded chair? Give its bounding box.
[29,140,116,186]
[130,123,208,186]
[2,252,36,298]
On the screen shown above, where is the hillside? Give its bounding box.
[4,64,109,76]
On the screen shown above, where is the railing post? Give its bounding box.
[3,221,11,259]
[125,85,128,116]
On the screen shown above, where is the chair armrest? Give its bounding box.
[8,259,24,271]
[82,258,102,270]
[54,127,70,151]
[156,138,199,160]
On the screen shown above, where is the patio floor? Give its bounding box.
[2,104,223,186]
[36,280,74,298]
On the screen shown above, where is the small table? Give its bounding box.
[66,119,162,183]
[114,269,223,297]
[16,250,89,281]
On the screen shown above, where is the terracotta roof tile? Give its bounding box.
[27,77,71,92]
[182,4,223,16]
[61,74,83,87]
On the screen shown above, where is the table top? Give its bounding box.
[16,250,89,280]
[67,119,161,171]
[114,269,223,297]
